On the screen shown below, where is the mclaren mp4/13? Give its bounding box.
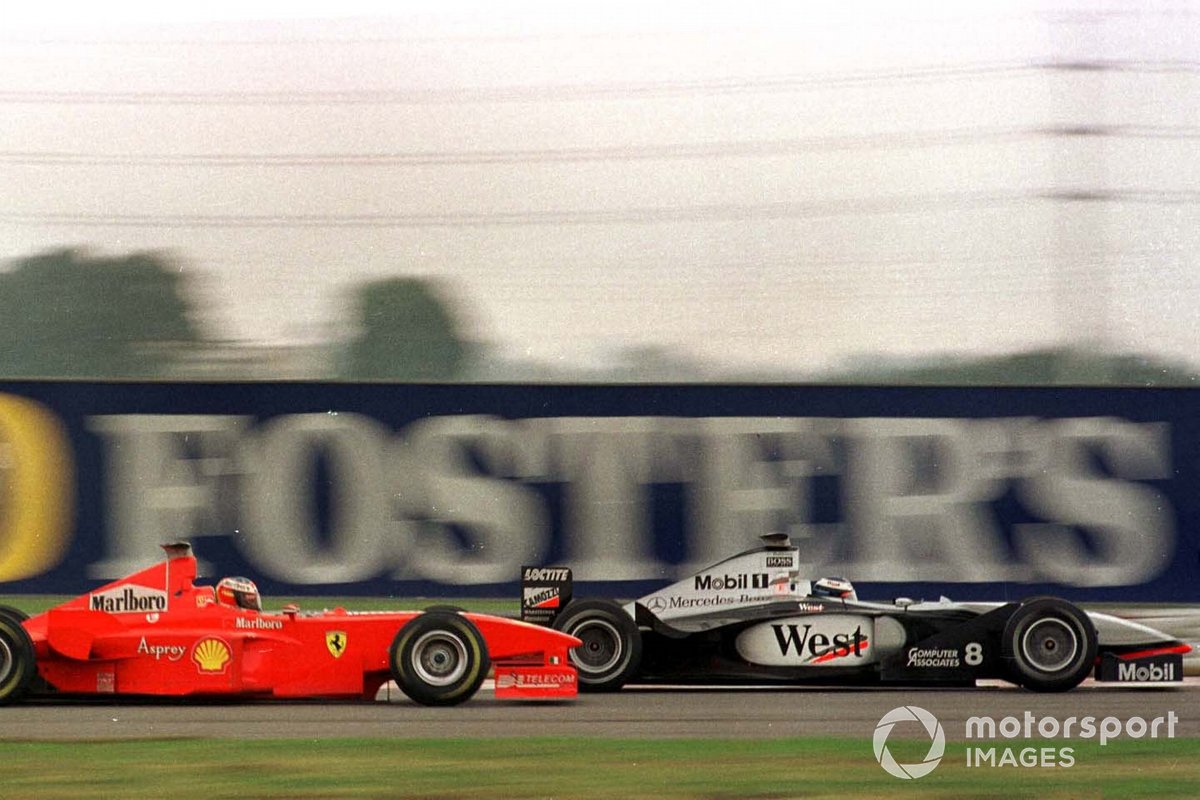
[0,544,579,706]
[522,534,1191,693]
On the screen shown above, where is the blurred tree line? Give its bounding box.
[0,249,470,381]
[341,276,471,381]
[826,349,1198,387]
[0,249,195,378]
[0,247,1194,385]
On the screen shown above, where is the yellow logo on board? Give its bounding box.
[0,394,73,581]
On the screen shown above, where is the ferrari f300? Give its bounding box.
[0,544,578,706]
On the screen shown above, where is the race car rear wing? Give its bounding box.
[519,566,573,626]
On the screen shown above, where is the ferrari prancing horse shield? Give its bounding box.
[325,631,347,658]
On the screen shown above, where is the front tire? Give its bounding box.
[0,605,29,627]
[553,599,641,692]
[1002,597,1097,692]
[389,612,490,706]
[423,605,466,614]
[0,614,35,705]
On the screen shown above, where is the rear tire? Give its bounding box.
[389,612,490,706]
[1002,597,1097,692]
[552,599,641,692]
[0,614,35,705]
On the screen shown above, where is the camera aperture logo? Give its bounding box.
[874,705,945,779]
[873,707,1180,777]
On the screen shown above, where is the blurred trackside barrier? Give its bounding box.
[0,381,1194,619]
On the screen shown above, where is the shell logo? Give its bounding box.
[192,637,231,674]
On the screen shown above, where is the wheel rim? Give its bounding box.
[0,636,11,684]
[1021,618,1080,673]
[569,619,623,675]
[411,631,468,686]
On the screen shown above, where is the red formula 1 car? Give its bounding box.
[0,544,579,706]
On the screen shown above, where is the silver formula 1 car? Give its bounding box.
[521,534,1191,693]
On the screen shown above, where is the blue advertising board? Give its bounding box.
[0,381,1194,602]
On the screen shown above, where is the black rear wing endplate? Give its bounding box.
[519,566,573,626]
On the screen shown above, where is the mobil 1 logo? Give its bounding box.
[1097,653,1183,683]
[694,573,768,592]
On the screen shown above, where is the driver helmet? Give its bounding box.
[216,576,262,611]
[812,576,856,600]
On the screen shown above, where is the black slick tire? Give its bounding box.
[552,599,641,692]
[0,614,35,705]
[1002,597,1097,692]
[389,612,490,706]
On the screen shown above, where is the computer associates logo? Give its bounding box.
[873,705,946,779]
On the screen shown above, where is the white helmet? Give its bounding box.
[812,576,856,600]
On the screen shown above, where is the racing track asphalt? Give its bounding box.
[1,679,1197,741]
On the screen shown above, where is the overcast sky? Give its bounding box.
[2,1,1198,375]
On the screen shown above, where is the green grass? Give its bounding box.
[0,595,518,616]
[0,737,1196,799]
